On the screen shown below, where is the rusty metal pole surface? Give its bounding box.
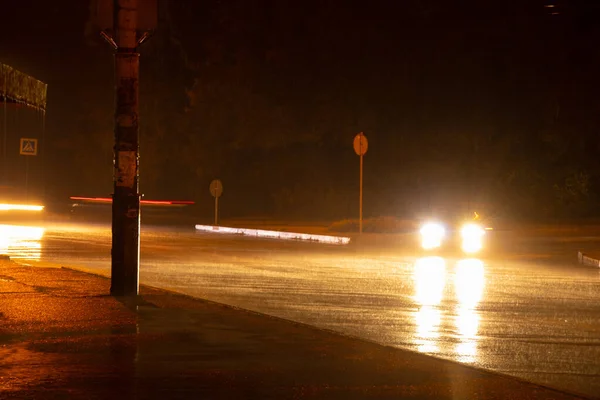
[215,196,218,226]
[359,154,363,235]
[111,0,140,296]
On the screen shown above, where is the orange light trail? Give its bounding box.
[0,203,44,211]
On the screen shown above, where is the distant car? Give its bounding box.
[418,212,491,255]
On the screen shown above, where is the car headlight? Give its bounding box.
[420,222,445,250]
[460,223,485,253]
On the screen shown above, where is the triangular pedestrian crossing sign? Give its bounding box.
[23,142,34,152]
[20,138,38,156]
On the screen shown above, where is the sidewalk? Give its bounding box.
[0,260,589,400]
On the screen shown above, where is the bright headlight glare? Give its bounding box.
[420,222,445,250]
[460,223,485,239]
[420,222,445,237]
[461,223,485,253]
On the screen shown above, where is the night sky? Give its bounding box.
[2,1,600,221]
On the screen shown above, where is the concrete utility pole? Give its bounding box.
[111,0,141,296]
[2,91,6,186]
[93,0,155,296]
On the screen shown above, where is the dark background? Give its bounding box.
[1,0,600,222]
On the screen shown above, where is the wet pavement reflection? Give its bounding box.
[454,258,484,363]
[413,256,446,354]
[0,224,45,260]
[6,262,583,400]
[412,257,485,363]
[10,222,600,398]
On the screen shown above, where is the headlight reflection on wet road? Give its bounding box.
[413,256,485,362]
[0,224,45,260]
[454,258,485,363]
[413,256,446,354]
[23,223,600,398]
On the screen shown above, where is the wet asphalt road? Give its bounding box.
[2,221,600,398]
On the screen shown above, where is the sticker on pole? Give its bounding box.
[353,132,368,156]
[116,151,136,187]
[20,138,38,156]
[210,179,223,198]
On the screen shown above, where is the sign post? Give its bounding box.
[353,132,368,234]
[19,138,38,200]
[210,179,223,226]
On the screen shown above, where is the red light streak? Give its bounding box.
[70,197,194,206]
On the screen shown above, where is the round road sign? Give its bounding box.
[210,179,223,198]
[353,132,368,156]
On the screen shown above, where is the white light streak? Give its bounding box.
[195,224,351,245]
[0,203,44,211]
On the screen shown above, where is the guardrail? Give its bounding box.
[195,224,351,245]
[577,251,600,268]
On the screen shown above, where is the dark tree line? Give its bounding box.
[51,0,600,221]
